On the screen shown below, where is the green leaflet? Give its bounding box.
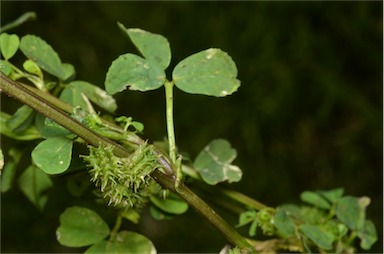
[56,206,110,247]
[300,224,334,250]
[6,105,35,133]
[85,231,156,254]
[119,24,171,70]
[20,35,74,80]
[335,196,368,230]
[31,137,73,174]
[17,164,53,211]
[0,111,40,140]
[274,207,296,238]
[236,210,258,237]
[317,188,344,204]
[0,59,12,75]
[23,59,43,78]
[105,53,165,94]
[60,81,117,113]
[0,33,20,60]
[173,48,240,97]
[35,114,73,138]
[300,191,331,210]
[1,147,24,193]
[358,220,378,250]
[150,193,188,215]
[194,139,242,185]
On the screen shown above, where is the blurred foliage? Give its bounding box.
[1,2,382,253]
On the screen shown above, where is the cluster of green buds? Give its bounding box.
[256,208,277,236]
[82,143,161,208]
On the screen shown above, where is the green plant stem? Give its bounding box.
[0,72,255,251]
[0,12,36,33]
[220,188,268,211]
[110,213,123,241]
[151,170,254,251]
[164,80,176,163]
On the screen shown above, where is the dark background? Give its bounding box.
[1,1,382,253]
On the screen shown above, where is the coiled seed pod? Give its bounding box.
[82,143,161,208]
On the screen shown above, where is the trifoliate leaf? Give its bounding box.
[31,137,73,174]
[56,206,110,247]
[0,33,20,60]
[173,48,240,97]
[105,53,165,94]
[118,24,171,70]
[17,165,53,211]
[194,139,242,185]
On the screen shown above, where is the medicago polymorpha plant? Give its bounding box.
[0,13,377,253]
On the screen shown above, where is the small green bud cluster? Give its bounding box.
[83,143,160,208]
[256,208,276,236]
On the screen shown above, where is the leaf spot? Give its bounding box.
[206,48,216,59]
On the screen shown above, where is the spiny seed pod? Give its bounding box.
[82,143,161,208]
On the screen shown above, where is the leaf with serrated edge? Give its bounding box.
[194,139,242,185]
